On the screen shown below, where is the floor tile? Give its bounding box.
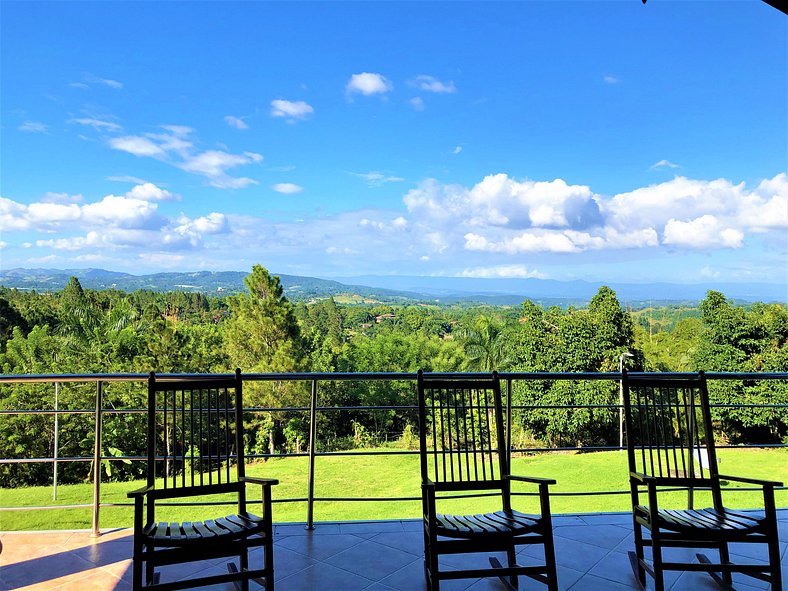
[340,521,405,535]
[277,532,363,561]
[552,523,631,550]
[276,562,373,591]
[324,539,417,580]
[369,531,424,557]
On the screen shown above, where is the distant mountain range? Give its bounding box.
[1,267,785,306]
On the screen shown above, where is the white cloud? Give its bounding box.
[603,75,619,84]
[453,146,463,155]
[27,202,82,225]
[0,241,7,250]
[663,215,744,249]
[224,115,249,130]
[69,118,122,132]
[110,136,167,157]
[180,150,262,188]
[125,183,177,202]
[41,192,83,204]
[107,175,148,184]
[405,174,602,230]
[465,231,581,254]
[409,75,456,93]
[82,195,162,229]
[270,100,314,121]
[459,265,547,279]
[346,73,392,97]
[175,212,229,236]
[272,183,304,194]
[409,97,426,111]
[351,171,406,188]
[19,121,48,133]
[650,159,680,170]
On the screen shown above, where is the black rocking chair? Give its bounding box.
[622,370,783,591]
[128,369,277,591]
[417,370,558,591]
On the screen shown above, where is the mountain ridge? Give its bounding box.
[1,267,785,305]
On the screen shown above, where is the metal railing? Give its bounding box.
[1,371,786,535]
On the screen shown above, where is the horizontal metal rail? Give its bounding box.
[0,371,786,533]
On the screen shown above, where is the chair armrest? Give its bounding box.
[506,474,556,486]
[127,484,154,498]
[240,476,279,487]
[630,471,656,484]
[719,474,783,487]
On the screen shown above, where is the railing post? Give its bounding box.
[53,382,59,500]
[506,378,512,460]
[91,380,103,537]
[305,379,318,530]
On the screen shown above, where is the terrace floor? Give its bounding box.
[1,511,786,591]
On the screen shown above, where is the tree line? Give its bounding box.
[0,264,785,487]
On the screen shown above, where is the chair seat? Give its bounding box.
[435,509,541,539]
[636,506,767,534]
[143,512,266,547]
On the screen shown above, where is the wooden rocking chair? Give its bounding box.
[621,370,782,590]
[128,370,277,591]
[417,370,558,591]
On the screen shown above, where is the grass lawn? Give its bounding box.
[1,448,785,531]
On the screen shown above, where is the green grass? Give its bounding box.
[1,448,785,531]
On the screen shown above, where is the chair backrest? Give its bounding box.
[146,370,245,490]
[417,371,508,488]
[621,370,719,486]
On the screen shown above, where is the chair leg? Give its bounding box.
[132,552,142,590]
[145,544,155,586]
[240,545,250,591]
[506,545,518,590]
[717,541,732,586]
[544,534,558,591]
[652,532,665,591]
[630,519,646,588]
[767,535,782,591]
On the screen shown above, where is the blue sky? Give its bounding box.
[2,1,786,285]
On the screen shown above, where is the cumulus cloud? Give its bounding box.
[19,121,48,133]
[453,146,463,155]
[346,73,392,97]
[175,212,229,236]
[459,265,547,279]
[224,115,249,130]
[409,75,456,93]
[270,100,314,121]
[405,174,602,231]
[41,192,83,204]
[351,171,406,187]
[272,183,304,194]
[663,215,744,249]
[125,183,177,202]
[651,159,680,170]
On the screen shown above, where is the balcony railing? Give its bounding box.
[1,371,786,535]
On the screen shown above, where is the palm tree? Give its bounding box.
[459,315,510,371]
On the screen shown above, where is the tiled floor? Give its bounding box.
[1,511,786,590]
